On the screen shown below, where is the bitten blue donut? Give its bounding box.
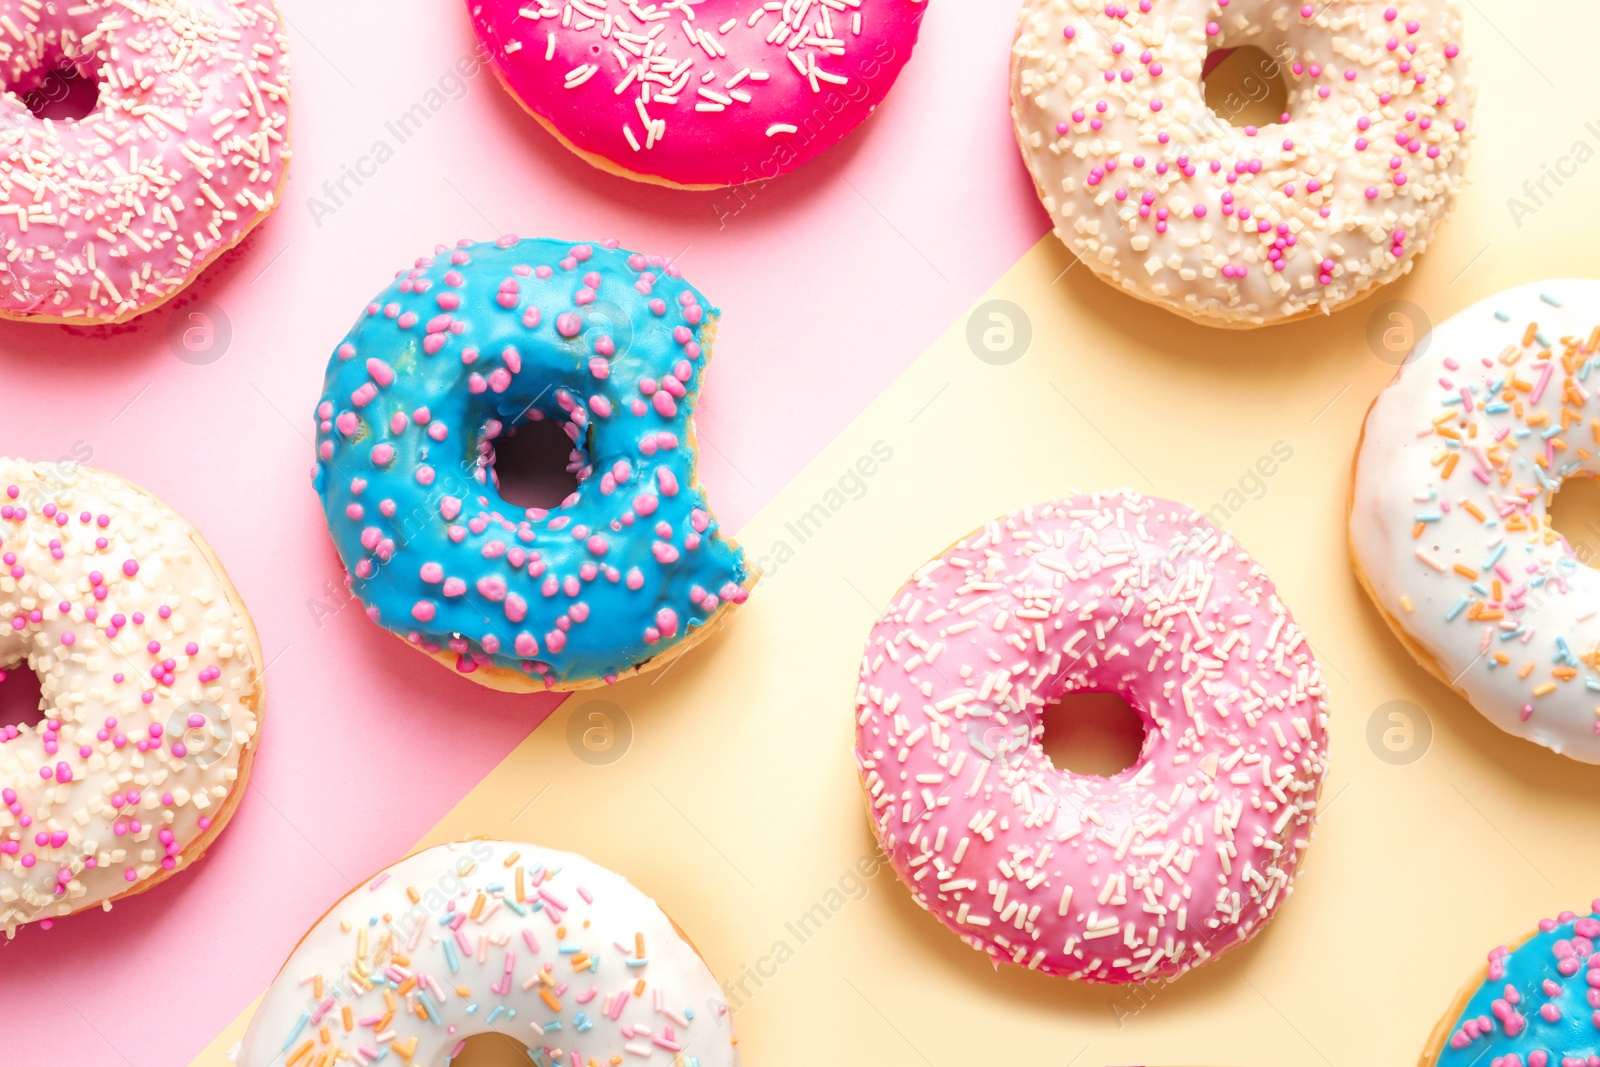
[312,236,751,691]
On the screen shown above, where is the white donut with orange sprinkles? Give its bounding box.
[1011,0,1474,328]
[1352,281,1600,763]
[0,0,291,323]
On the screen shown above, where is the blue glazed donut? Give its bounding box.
[312,236,752,691]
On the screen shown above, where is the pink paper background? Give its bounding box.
[0,1,1044,1062]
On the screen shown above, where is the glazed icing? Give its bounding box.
[1011,0,1473,327]
[1435,904,1600,1067]
[236,840,740,1067]
[854,492,1330,983]
[467,0,927,188]
[0,0,291,322]
[313,237,750,690]
[0,458,262,935]
[1351,281,1600,763]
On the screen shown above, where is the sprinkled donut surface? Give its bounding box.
[236,840,740,1067]
[313,237,751,692]
[1352,282,1600,763]
[855,492,1329,983]
[0,0,291,323]
[0,458,263,936]
[467,0,927,189]
[1010,0,1473,327]
[1424,903,1600,1067]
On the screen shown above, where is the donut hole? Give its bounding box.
[0,662,46,732]
[1038,691,1148,777]
[9,58,101,123]
[489,417,584,511]
[447,1033,534,1065]
[1202,44,1291,131]
[1548,474,1600,566]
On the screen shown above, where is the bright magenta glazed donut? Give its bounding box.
[0,0,291,323]
[854,492,1330,983]
[466,0,928,189]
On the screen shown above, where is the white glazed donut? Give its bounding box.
[1010,0,1474,327]
[0,458,263,934]
[236,840,739,1067]
[1351,281,1600,762]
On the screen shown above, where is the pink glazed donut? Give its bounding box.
[466,0,927,189]
[854,492,1331,983]
[0,0,291,323]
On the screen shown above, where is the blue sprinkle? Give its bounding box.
[487,1005,507,1025]
[281,1013,310,1051]
[1415,511,1443,523]
[1541,293,1562,307]
[1483,543,1507,569]
[575,1011,593,1033]
[1494,310,1511,321]
[443,938,460,973]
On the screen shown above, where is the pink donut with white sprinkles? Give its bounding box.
[1011,0,1474,327]
[0,0,290,323]
[467,0,928,189]
[855,492,1330,983]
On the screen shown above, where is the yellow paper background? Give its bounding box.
[192,4,1600,1063]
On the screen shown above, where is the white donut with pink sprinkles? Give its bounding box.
[855,492,1330,983]
[0,0,291,323]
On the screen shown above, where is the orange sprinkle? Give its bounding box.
[342,1005,353,1032]
[540,988,563,1012]
[471,893,486,920]
[1533,682,1558,697]
[1441,453,1459,480]
[406,886,421,905]
[517,867,526,903]
[1554,667,1579,681]
[1519,662,1536,680]
[1453,564,1478,580]
[1523,322,1540,347]
[287,1041,315,1067]
[1461,500,1486,521]
[636,932,646,959]
[503,851,520,868]
[634,978,647,996]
